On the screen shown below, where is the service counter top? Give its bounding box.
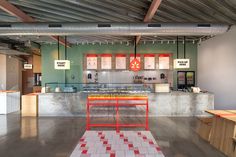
[0,90,19,93]
[38,91,214,117]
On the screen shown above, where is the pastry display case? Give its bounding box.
[44,83,154,93]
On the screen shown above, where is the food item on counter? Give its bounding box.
[88,94,148,99]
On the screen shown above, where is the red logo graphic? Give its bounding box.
[130,58,141,72]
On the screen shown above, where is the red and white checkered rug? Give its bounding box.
[70,131,165,157]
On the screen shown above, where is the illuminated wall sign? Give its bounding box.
[144,54,155,69]
[159,54,170,69]
[101,54,112,70]
[174,59,190,69]
[130,54,141,63]
[54,60,70,70]
[86,54,97,70]
[24,64,33,69]
[115,54,126,70]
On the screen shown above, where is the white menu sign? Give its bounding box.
[174,59,190,69]
[24,64,33,69]
[54,60,70,70]
[159,55,170,69]
[116,54,126,69]
[144,54,155,69]
[101,54,112,69]
[86,54,97,69]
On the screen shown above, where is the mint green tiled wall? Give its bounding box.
[41,42,197,89]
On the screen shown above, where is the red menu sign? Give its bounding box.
[130,58,141,72]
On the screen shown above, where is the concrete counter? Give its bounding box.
[38,91,214,117]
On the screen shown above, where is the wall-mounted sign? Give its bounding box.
[54,60,70,70]
[174,59,190,69]
[115,54,126,70]
[86,54,97,70]
[144,54,155,69]
[159,54,170,69]
[24,64,33,70]
[101,54,112,69]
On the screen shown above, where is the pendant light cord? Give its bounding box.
[64,36,67,84]
[57,36,60,60]
[65,36,67,59]
[177,36,179,59]
[184,36,186,59]
[134,37,137,58]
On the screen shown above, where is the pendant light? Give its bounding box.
[130,37,141,72]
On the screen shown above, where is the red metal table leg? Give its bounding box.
[86,98,90,130]
[146,99,149,130]
[116,99,119,132]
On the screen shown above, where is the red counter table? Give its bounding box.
[86,95,149,131]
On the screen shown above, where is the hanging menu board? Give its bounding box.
[115,54,126,70]
[86,54,97,70]
[101,54,112,69]
[144,54,155,69]
[159,54,170,69]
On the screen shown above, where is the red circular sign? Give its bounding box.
[130,58,141,72]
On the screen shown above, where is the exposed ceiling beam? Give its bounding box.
[0,0,70,47]
[136,0,162,44]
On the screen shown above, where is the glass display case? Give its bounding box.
[44,83,155,93]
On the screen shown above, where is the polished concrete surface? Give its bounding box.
[0,113,226,157]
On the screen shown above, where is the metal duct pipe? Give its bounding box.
[0,23,229,36]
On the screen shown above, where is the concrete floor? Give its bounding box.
[0,114,226,157]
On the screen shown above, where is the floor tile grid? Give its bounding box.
[70,131,165,157]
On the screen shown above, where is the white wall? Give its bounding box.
[0,54,6,90]
[198,25,236,109]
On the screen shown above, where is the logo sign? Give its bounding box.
[174,59,190,69]
[54,60,70,70]
[130,58,141,72]
[24,64,33,69]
